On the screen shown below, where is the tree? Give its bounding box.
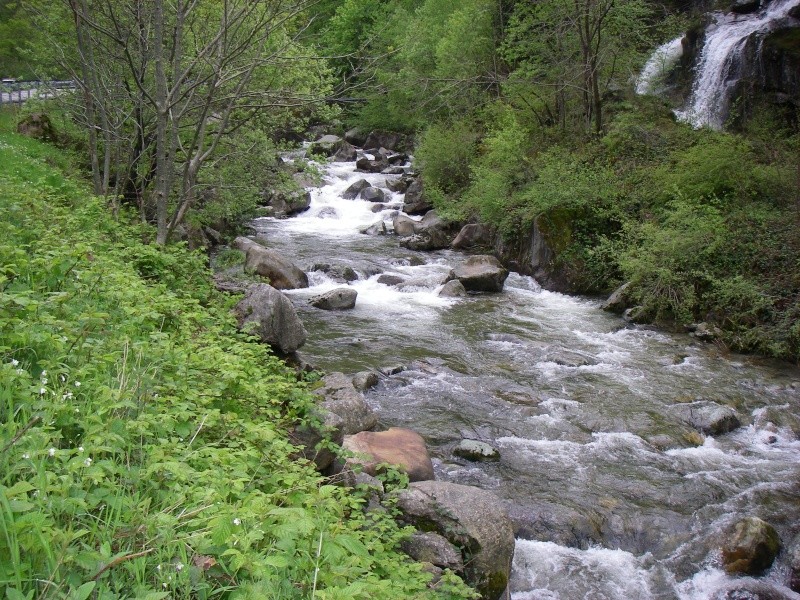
[37,0,332,243]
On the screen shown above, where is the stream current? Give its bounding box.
[252,151,800,599]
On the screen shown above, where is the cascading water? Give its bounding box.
[254,147,800,599]
[675,0,799,129]
[636,36,684,95]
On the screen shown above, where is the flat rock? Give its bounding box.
[309,287,357,310]
[453,255,509,293]
[343,427,435,481]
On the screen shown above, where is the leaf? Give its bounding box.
[68,582,96,600]
[5,589,31,600]
[333,534,370,559]
[2,481,35,498]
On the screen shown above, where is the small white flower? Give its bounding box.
[32,490,39,498]
[11,359,19,367]
[83,457,92,467]
[22,453,30,459]
[175,562,184,572]
[41,370,47,377]
[39,387,46,395]
[233,518,241,526]
[74,408,80,413]
[60,374,66,382]
[78,446,84,453]
[41,378,48,385]
[48,448,56,457]
[156,565,161,571]
[74,381,81,387]
[162,583,168,589]
[16,368,24,375]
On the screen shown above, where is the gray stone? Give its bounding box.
[395,481,515,600]
[308,134,342,157]
[601,282,632,314]
[234,237,309,290]
[453,439,500,461]
[363,130,407,152]
[403,178,433,215]
[711,581,798,600]
[310,263,359,283]
[401,532,464,572]
[691,322,724,342]
[344,127,368,147]
[393,214,417,237]
[673,401,742,436]
[309,287,358,310]
[312,372,377,436]
[263,188,311,217]
[361,187,386,202]
[356,156,388,173]
[453,255,509,293]
[438,280,467,298]
[289,408,344,470]
[721,517,780,575]
[360,220,387,236]
[451,223,494,250]
[370,203,386,213]
[386,177,411,193]
[352,371,379,392]
[380,364,406,376]
[377,274,406,286]
[233,283,307,353]
[332,140,357,162]
[342,179,371,200]
[788,533,800,592]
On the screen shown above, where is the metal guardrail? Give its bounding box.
[0,80,76,106]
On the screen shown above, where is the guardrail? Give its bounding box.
[0,80,76,106]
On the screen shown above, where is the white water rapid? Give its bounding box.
[675,0,799,129]
[636,36,684,95]
[251,147,800,599]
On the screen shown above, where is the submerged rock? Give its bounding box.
[233,283,307,353]
[673,400,742,436]
[342,178,371,200]
[343,427,435,482]
[395,480,515,600]
[309,287,357,310]
[721,516,780,575]
[361,186,386,202]
[352,371,380,392]
[601,282,631,314]
[453,439,500,461]
[438,280,467,298]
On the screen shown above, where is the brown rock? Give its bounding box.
[342,427,434,482]
[722,517,780,575]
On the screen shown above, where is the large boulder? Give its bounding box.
[263,187,311,217]
[309,263,359,283]
[393,214,417,237]
[401,532,464,572]
[289,408,344,471]
[601,282,631,314]
[451,223,494,250]
[332,141,358,162]
[721,517,781,575]
[342,179,371,200]
[312,372,376,435]
[672,400,742,436]
[789,533,800,592]
[17,112,57,142]
[438,280,467,298]
[342,428,434,482]
[308,134,342,157]
[363,130,407,152]
[403,178,433,215]
[309,287,358,310]
[233,283,307,353]
[234,237,309,290]
[387,176,412,194]
[361,187,386,203]
[395,481,515,600]
[356,156,389,173]
[395,210,460,250]
[344,127,368,147]
[453,255,509,293]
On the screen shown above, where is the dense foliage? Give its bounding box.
[0,114,473,599]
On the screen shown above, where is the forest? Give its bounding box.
[1,0,799,598]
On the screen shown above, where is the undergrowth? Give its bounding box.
[0,113,472,599]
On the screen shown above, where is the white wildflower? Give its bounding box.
[10,359,19,367]
[78,446,84,453]
[22,453,30,459]
[83,457,92,467]
[233,518,242,526]
[41,370,47,377]
[175,562,184,572]
[156,565,161,571]
[48,448,56,457]
[39,387,46,395]
[16,368,24,375]
[74,381,81,387]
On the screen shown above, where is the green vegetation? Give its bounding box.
[0,115,472,598]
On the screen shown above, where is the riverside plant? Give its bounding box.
[0,116,473,599]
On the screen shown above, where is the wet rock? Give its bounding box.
[356,156,388,173]
[673,400,742,436]
[289,408,344,471]
[370,203,387,213]
[730,0,760,13]
[601,282,632,314]
[451,223,495,250]
[363,130,407,152]
[233,283,307,353]
[234,236,309,290]
[689,322,724,342]
[380,364,406,376]
[361,187,386,202]
[395,481,515,600]
[352,371,379,392]
[439,280,467,298]
[454,255,509,293]
[332,141,358,162]
[377,273,406,286]
[393,213,417,237]
[453,439,500,461]
[382,166,406,175]
[310,263,359,283]
[711,581,798,600]
[387,152,410,165]
[721,516,780,575]
[788,533,800,592]
[312,372,377,435]
[317,207,338,219]
[387,177,411,193]
[403,178,433,215]
[401,532,464,572]
[360,220,387,236]
[344,127,368,147]
[309,287,358,310]
[308,134,342,157]
[543,349,597,368]
[342,179,371,200]
[262,187,311,217]
[400,233,438,251]
[343,427,435,482]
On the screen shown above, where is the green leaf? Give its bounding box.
[68,582,96,600]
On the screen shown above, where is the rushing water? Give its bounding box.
[636,36,684,96]
[675,0,799,129]
[252,151,800,599]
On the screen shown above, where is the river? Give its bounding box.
[251,150,800,599]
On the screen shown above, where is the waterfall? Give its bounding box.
[675,0,799,129]
[636,36,684,96]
